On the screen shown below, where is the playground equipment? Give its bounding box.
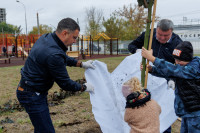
[0,33,120,60]
[0,34,39,59]
[18,46,29,57]
[93,33,118,55]
[93,33,112,40]
[66,51,79,59]
[76,33,118,57]
[0,57,10,64]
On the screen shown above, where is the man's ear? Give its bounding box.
[62,30,69,37]
[62,30,68,36]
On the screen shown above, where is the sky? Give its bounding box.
[2,0,200,34]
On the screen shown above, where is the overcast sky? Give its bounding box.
[2,0,200,34]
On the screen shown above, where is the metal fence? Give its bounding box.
[1,33,199,58]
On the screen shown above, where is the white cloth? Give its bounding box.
[85,51,177,133]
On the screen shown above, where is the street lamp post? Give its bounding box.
[16,0,28,60]
[36,8,43,37]
[16,0,27,36]
[49,24,56,31]
[37,12,40,36]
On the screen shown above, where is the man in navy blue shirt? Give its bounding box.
[16,18,95,133]
[129,19,183,133]
[128,19,182,64]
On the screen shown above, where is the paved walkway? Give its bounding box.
[0,54,128,67]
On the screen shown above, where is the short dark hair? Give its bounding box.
[157,19,174,31]
[56,18,80,33]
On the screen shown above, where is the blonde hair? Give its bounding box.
[124,77,144,94]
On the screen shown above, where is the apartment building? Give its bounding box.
[0,8,6,23]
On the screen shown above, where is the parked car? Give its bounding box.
[119,48,130,54]
[89,44,101,52]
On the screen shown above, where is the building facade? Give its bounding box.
[0,8,6,23]
[174,24,200,54]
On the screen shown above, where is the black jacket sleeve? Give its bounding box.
[47,54,81,92]
[128,31,145,54]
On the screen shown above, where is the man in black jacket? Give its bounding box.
[128,19,183,133]
[128,19,182,64]
[16,18,95,133]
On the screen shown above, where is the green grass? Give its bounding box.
[16,118,31,124]
[0,66,22,105]
[0,56,126,105]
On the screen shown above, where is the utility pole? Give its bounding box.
[16,0,28,36]
[37,12,40,36]
[77,18,79,25]
[16,0,28,59]
[49,24,56,31]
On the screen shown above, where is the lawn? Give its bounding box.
[0,56,181,133]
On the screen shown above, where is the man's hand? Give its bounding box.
[141,47,155,63]
[84,83,94,93]
[82,60,95,69]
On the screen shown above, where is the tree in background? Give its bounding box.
[85,7,103,37]
[102,14,125,39]
[113,4,147,40]
[29,24,53,35]
[84,4,159,41]
[102,15,125,51]
[0,22,21,35]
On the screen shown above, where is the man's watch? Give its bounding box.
[76,61,82,67]
[81,84,87,92]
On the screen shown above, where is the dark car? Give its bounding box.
[89,44,101,52]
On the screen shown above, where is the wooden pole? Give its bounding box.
[144,0,157,89]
